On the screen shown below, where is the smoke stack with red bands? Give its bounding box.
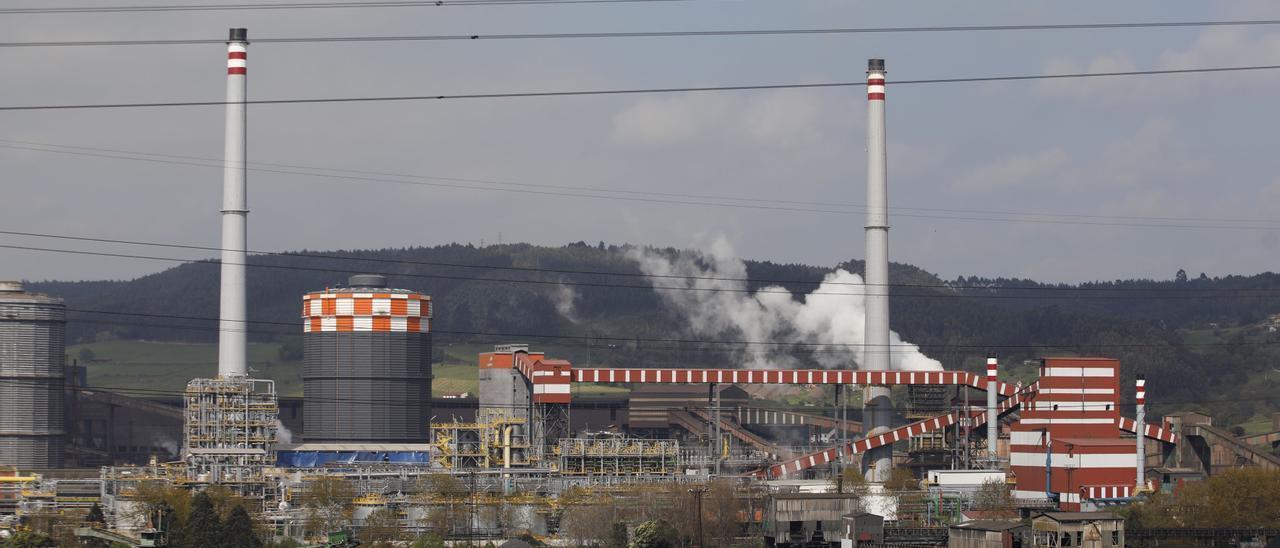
[862,58,892,481]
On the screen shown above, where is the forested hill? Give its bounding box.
[27,242,1280,425]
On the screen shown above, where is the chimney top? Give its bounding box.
[229,28,248,42]
[347,274,387,288]
[868,59,885,72]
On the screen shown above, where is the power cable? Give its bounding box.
[8,242,1279,300]
[5,18,1280,42]
[10,376,1275,411]
[5,138,1277,227]
[3,142,1278,232]
[61,306,1279,350]
[0,0,697,15]
[4,65,1280,111]
[4,228,1280,294]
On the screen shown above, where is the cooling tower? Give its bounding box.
[301,275,433,442]
[0,281,66,468]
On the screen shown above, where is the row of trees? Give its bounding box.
[1122,468,1280,528]
[131,485,263,548]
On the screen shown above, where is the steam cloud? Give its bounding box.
[552,284,579,323]
[275,419,294,444]
[628,238,941,371]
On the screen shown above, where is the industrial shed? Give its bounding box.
[764,493,865,546]
[948,520,1028,548]
[1030,512,1124,548]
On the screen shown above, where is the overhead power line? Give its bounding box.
[0,0,695,15]
[5,139,1277,228]
[4,241,1278,300]
[4,65,1280,112]
[63,307,1277,350]
[6,18,1280,42]
[6,378,1270,412]
[3,228,1279,294]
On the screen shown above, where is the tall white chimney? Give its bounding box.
[862,58,892,482]
[218,28,249,378]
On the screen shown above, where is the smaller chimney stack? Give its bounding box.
[1136,374,1146,489]
[987,354,999,468]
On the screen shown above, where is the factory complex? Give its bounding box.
[3,28,1280,548]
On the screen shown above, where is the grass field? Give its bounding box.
[71,340,629,399]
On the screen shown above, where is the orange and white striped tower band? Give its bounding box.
[301,291,433,333]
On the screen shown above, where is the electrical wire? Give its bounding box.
[7,376,1273,412]
[4,65,1280,111]
[5,138,1277,227]
[4,142,1278,233]
[61,307,1280,350]
[4,228,1279,296]
[5,18,1280,42]
[0,0,698,15]
[8,242,1279,301]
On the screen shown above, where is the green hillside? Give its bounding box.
[31,241,1280,428]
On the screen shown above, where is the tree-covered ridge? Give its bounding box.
[26,241,1280,426]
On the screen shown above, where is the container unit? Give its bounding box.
[0,281,66,468]
[302,275,432,443]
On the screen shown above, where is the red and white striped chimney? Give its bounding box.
[862,58,892,482]
[1136,374,1146,488]
[217,28,249,378]
[987,353,998,467]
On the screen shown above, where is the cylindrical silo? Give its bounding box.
[301,275,432,443]
[0,281,66,468]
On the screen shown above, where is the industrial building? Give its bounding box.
[301,274,433,443]
[0,281,66,469]
[6,43,1280,548]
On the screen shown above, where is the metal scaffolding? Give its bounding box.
[558,434,680,476]
[431,410,536,470]
[182,376,278,496]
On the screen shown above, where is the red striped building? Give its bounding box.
[1010,357,1136,510]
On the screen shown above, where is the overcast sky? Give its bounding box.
[2,0,1278,284]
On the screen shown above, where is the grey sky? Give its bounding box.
[2,0,1278,284]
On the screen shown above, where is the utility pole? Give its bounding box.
[713,383,721,476]
[689,485,708,548]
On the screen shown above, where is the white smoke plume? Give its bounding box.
[274,419,294,444]
[552,284,579,323]
[629,238,941,371]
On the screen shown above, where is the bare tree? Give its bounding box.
[971,479,1014,512]
[559,499,618,547]
[300,476,355,540]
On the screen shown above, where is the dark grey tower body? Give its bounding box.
[0,282,66,468]
[302,276,432,443]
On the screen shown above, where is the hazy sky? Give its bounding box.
[2,1,1278,283]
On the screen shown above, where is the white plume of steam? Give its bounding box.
[274,419,294,444]
[552,284,579,323]
[628,237,941,371]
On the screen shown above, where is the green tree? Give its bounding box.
[630,519,677,548]
[85,502,106,524]
[223,505,263,548]
[1,531,55,548]
[178,492,223,548]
